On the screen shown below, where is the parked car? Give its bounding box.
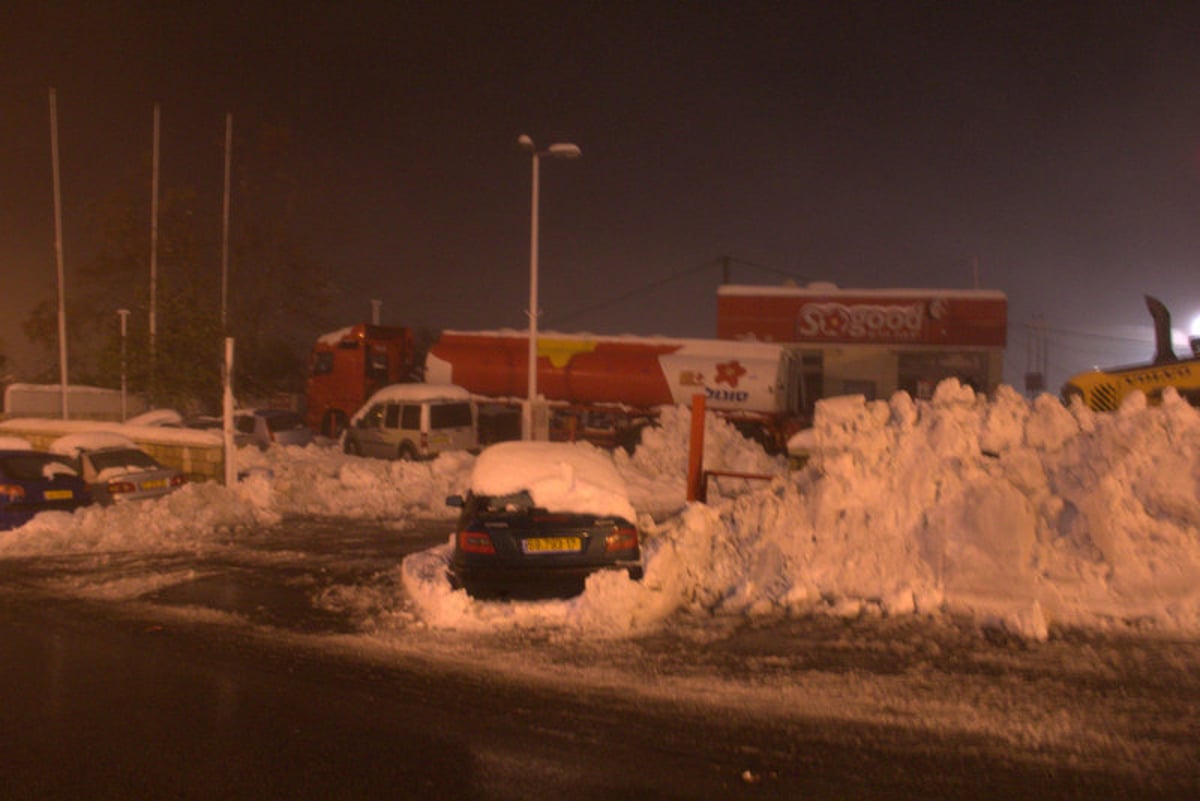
[446,441,643,598]
[0,443,92,530]
[234,409,314,450]
[343,384,477,460]
[50,432,186,505]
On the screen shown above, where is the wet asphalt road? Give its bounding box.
[1,517,1198,799]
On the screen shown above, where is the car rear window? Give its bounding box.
[430,402,472,429]
[88,449,159,472]
[0,453,78,481]
[478,491,534,513]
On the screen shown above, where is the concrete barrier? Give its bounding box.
[0,418,227,484]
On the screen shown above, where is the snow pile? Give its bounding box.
[756,382,1200,637]
[0,480,276,557]
[4,381,1200,643]
[614,405,786,515]
[232,443,476,520]
[471,441,637,521]
[403,382,1200,641]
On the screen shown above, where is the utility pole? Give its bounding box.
[149,102,161,403]
[48,88,70,419]
[220,112,233,331]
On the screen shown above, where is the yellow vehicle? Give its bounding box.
[1061,296,1200,411]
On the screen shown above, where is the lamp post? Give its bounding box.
[117,309,130,421]
[518,133,581,440]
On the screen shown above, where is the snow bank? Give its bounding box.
[6,381,1200,643]
[403,383,1200,641]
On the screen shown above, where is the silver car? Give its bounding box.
[59,443,186,504]
[234,409,314,450]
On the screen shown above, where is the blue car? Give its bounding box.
[0,448,93,530]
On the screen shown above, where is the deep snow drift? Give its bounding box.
[2,381,1198,642]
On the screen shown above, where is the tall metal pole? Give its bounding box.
[48,88,70,420]
[149,102,160,402]
[220,112,232,331]
[117,309,130,421]
[517,134,580,440]
[525,150,540,440]
[222,337,236,486]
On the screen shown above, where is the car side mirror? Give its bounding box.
[445,494,464,508]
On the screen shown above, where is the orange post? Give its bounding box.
[686,393,706,502]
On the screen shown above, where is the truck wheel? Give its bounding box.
[397,443,418,461]
[322,410,348,438]
[344,437,361,456]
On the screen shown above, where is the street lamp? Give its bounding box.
[518,133,581,440]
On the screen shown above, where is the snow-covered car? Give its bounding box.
[50,432,185,505]
[0,442,93,529]
[234,409,314,450]
[446,441,643,598]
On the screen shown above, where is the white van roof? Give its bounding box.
[363,383,471,405]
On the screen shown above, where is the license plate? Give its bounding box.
[141,479,167,490]
[44,489,73,500]
[522,537,582,554]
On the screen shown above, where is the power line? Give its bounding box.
[543,258,719,328]
[1038,324,1153,346]
[544,254,809,329]
[718,255,813,285]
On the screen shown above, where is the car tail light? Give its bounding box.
[107,481,137,495]
[170,474,187,487]
[0,484,24,502]
[605,525,639,552]
[457,529,495,554]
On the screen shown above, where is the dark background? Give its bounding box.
[5,1,1200,390]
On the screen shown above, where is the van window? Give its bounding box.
[430,402,473,429]
[400,405,420,430]
[361,404,385,429]
[385,404,400,428]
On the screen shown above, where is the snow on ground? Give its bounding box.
[3,380,1200,642]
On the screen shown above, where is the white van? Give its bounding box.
[342,384,478,460]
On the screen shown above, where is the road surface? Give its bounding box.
[0,517,1196,799]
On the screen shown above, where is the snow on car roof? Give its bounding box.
[366,383,471,404]
[0,436,33,451]
[49,431,139,455]
[350,383,472,424]
[124,409,183,427]
[470,441,636,521]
